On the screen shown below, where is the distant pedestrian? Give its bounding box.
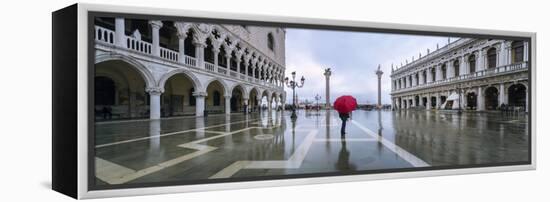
[339,112,350,136]
[333,95,357,136]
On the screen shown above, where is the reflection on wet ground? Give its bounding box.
[94,109,528,185]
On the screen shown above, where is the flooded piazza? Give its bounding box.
[94,109,529,186]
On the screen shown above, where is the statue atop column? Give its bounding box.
[324,68,332,109]
[376,64,384,109]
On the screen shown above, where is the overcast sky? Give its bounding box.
[283,28,458,105]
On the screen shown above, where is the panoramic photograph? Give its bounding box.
[92,17,530,187]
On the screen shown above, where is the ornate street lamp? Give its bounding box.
[285,71,305,119]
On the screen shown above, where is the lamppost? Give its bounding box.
[285,71,305,119]
[314,94,321,111]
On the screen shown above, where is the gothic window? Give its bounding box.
[441,65,447,80]
[512,41,524,63]
[468,55,476,73]
[204,38,215,63]
[184,30,195,57]
[487,47,497,68]
[267,33,275,51]
[218,47,227,68]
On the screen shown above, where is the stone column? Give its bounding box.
[477,87,485,111]
[267,95,273,113]
[243,98,249,114]
[499,83,506,106]
[115,18,125,48]
[436,93,441,109]
[477,50,485,71]
[224,95,231,115]
[177,33,187,64]
[225,53,231,76]
[194,41,206,69]
[213,48,220,67]
[194,92,206,117]
[446,61,452,79]
[460,56,467,75]
[324,68,332,109]
[460,91,466,109]
[149,21,163,57]
[244,62,249,78]
[376,66,383,108]
[147,88,163,120]
[236,58,241,75]
[499,42,508,67]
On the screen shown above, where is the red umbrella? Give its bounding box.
[333,95,357,113]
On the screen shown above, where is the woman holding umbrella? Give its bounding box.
[333,95,357,136]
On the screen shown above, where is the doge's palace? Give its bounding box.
[94,17,286,120]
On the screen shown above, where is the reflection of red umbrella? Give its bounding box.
[333,95,357,113]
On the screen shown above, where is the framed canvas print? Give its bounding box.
[52,3,536,199]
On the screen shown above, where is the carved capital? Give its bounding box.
[146,87,164,95]
[148,20,163,29]
[192,91,207,97]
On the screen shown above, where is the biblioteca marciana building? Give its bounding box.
[390,38,529,112]
[94,18,286,120]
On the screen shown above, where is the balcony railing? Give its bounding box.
[184,55,196,67]
[125,36,152,55]
[205,62,216,72]
[95,26,115,44]
[392,61,528,94]
[94,25,281,89]
[160,47,179,62]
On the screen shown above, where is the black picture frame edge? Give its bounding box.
[52,3,79,199]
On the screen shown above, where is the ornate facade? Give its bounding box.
[94,18,286,120]
[390,38,529,112]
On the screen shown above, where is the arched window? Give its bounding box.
[189,88,196,106]
[267,33,274,51]
[468,55,476,73]
[441,65,447,80]
[453,60,460,77]
[512,41,524,63]
[431,68,436,81]
[184,30,195,57]
[95,76,116,105]
[204,38,215,63]
[218,47,227,68]
[487,47,497,69]
[213,91,221,106]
